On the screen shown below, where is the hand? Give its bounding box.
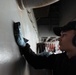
[13,22,28,47]
[18,43,30,55]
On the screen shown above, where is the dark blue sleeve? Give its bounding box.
[19,43,62,70]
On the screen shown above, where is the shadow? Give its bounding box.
[16,0,24,10]
[12,55,26,75]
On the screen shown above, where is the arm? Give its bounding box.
[19,44,56,69]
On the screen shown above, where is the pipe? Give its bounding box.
[22,0,59,9]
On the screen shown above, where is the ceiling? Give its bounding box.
[33,1,60,26]
[33,1,60,42]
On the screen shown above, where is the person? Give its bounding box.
[13,21,76,75]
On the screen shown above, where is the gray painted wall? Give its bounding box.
[0,0,38,75]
